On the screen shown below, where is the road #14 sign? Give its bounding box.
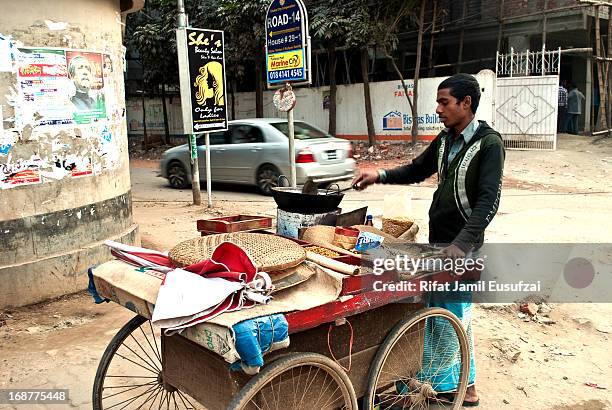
[265,0,310,85]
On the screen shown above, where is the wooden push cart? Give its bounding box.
[91,261,472,410]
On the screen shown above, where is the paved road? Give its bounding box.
[129,166,437,210]
[130,165,612,243]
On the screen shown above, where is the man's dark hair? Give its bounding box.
[438,73,481,114]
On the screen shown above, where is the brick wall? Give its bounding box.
[438,0,584,21]
[502,0,582,19]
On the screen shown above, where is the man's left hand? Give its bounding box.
[442,244,466,259]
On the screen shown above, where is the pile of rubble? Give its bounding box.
[518,302,555,325]
[479,301,556,325]
[128,143,172,161]
[351,141,425,163]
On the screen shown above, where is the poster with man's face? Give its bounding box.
[65,51,106,124]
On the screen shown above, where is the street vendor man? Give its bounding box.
[352,73,505,407]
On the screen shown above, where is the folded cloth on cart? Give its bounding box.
[91,247,343,363]
[106,240,174,271]
[205,262,343,328]
[104,240,274,333]
[229,314,290,375]
[90,259,342,328]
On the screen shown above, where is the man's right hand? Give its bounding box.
[351,169,380,190]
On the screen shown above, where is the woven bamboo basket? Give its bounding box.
[168,233,306,271]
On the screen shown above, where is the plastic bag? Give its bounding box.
[383,190,414,237]
[384,190,412,219]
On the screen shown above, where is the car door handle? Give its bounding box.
[251,147,263,152]
[216,148,226,152]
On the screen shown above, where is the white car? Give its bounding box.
[160,118,356,195]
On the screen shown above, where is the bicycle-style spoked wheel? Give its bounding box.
[228,352,358,410]
[364,308,470,410]
[92,315,203,409]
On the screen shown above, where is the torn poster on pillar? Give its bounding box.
[4,46,121,187]
[102,54,121,123]
[0,156,42,189]
[0,131,16,156]
[65,51,106,124]
[15,48,74,128]
[45,154,93,180]
[70,157,93,177]
[15,48,108,128]
[0,34,14,72]
[0,106,13,156]
[96,125,119,171]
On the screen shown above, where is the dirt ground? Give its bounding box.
[1,134,612,409]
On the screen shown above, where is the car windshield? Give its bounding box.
[271,121,331,140]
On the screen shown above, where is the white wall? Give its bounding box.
[126,97,184,136]
[126,70,496,141]
[232,69,496,140]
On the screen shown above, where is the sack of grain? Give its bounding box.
[302,225,359,256]
[332,226,359,250]
[302,225,335,244]
[382,216,414,238]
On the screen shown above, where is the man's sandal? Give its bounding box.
[431,393,480,407]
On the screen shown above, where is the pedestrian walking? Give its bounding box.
[565,82,585,135]
[557,81,568,133]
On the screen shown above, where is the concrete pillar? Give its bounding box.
[0,0,141,308]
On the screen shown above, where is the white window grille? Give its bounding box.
[496,47,561,77]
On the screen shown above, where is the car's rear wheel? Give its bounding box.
[256,164,280,195]
[167,161,189,189]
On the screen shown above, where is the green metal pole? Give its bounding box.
[189,133,202,205]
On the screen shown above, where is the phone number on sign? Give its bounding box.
[268,69,304,81]
[0,389,70,404]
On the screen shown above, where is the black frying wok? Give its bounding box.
[271,187,344,213]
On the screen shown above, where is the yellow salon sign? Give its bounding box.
[267,50,304,73]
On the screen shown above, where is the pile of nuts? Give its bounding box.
[382,217,414,238]
[305,246,341,258]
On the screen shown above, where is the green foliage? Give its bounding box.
[368,0,420,53]
[310,0,354,44]
[126,0,268,89]
[126,0,180,87]
[213,0,269,82]
[344,2,372,48]
[125,0,420,89]
[309,0,419,52]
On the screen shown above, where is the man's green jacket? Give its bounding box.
[382,121,505,252]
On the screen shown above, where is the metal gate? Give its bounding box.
[494,48,561,150]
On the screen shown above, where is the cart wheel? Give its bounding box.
[364,307,470,410]
[228,352,358,410]
[92,315,202,409]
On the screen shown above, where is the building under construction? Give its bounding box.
[366,0,611,134]
[125,0,611,139]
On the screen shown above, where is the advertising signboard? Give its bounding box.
[265,0,310,86]
[177,28,228,134]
